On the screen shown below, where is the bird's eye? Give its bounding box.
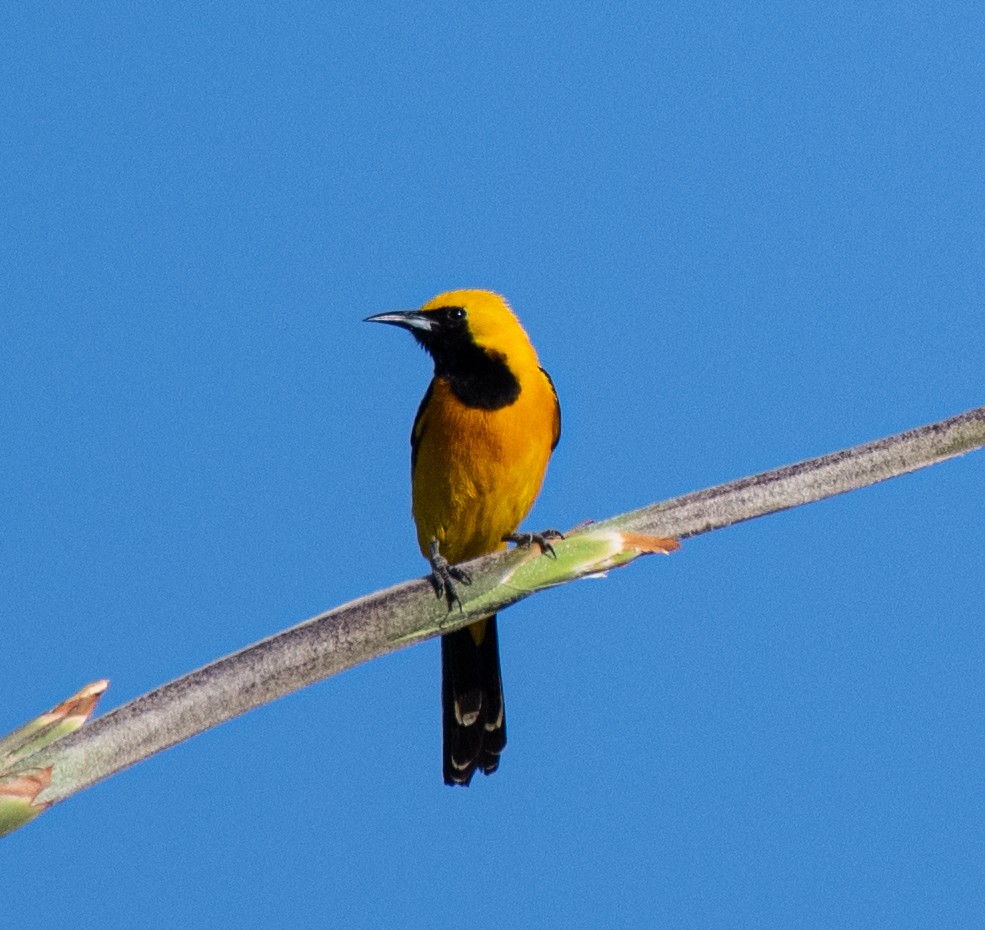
[446,307,466,322]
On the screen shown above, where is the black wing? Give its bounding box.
[540,367,561,451]
[410,379,435,473]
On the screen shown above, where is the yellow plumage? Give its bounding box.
[411,369,558,563]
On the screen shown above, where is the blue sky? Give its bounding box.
[3,4,984,928]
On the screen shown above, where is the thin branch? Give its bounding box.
[597,405,985,538]
[12,405,985,815]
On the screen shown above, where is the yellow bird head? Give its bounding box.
[365,289,541,370]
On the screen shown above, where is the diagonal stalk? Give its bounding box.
[2,405,981,831]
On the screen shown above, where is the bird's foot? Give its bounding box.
[428,540,472,612]
[503,529,565,559]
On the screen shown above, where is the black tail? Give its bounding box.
[441,616,506,786]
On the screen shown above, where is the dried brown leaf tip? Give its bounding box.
[1,679,110,774]
[0,681,109,837]
[0,769,53,806]
[618,533,681,555]
[0,767,54,836]
[47,679,109,725]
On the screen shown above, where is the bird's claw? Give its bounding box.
[428,541,472,612]
[503,529,565,560]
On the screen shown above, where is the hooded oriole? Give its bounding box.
[367,290,560,786]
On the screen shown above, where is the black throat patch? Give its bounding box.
[414,307,521,410]
[437,342,520,410]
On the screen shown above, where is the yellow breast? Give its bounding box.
[412,369,557,563]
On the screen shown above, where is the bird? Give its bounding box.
[366,289,561,785]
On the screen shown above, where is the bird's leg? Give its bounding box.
[503,529,565,559]
[428,539,472,612]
